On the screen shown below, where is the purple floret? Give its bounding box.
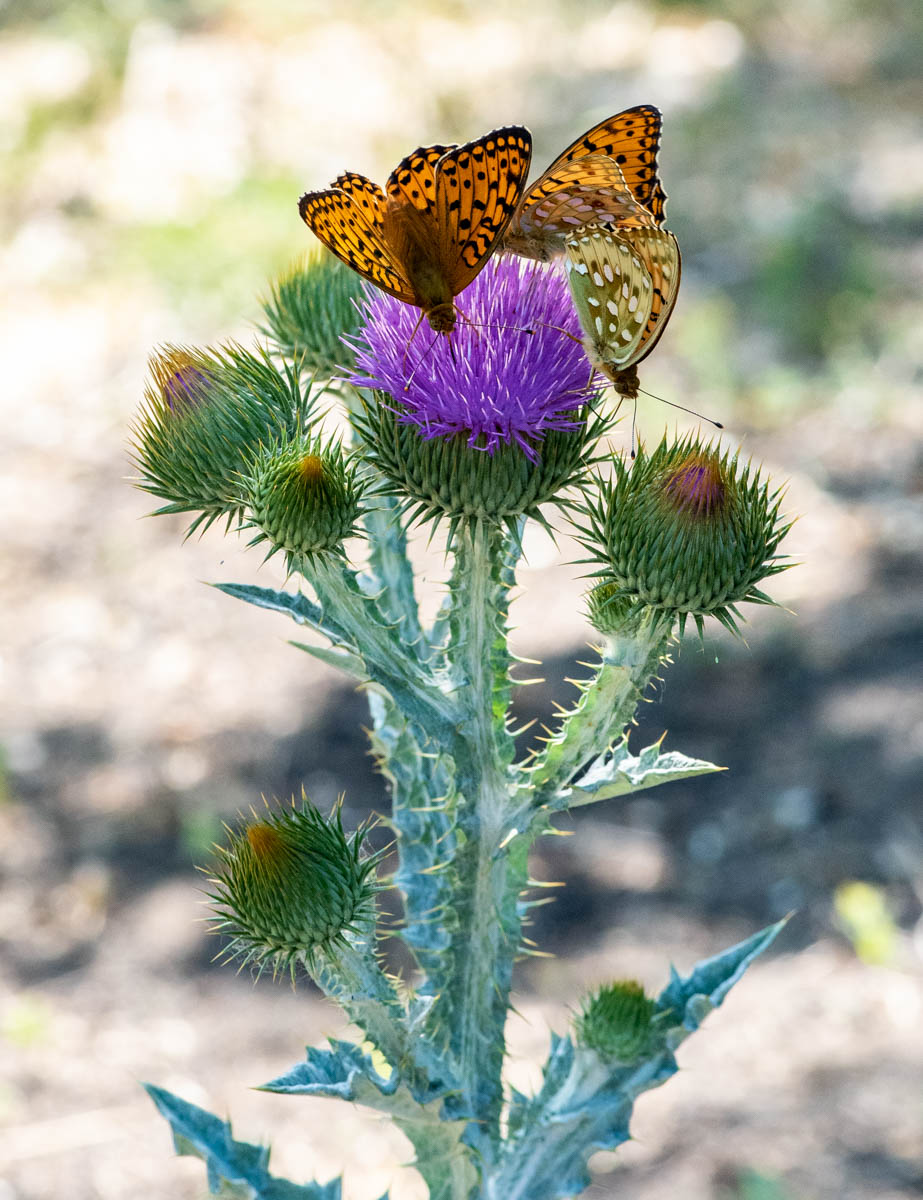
[346,256,590,460]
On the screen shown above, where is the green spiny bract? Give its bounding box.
[260,251,365,373]
[131,342,309,535]
[207,792,382,979]
[243,431,364,564]
[575,979,657,1061]
[583,435,792,637]
[353,393,608,538]
[585,580,673,639]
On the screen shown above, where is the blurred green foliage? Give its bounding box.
[724,1169,793,1200]
[834,880,899,965]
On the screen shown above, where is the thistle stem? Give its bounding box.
[436,520,522,1152]
[310,933,410,1071]
[528,614,674,805]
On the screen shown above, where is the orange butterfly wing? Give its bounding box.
[505,153,658,258]
[433,126,533,291]
[549,104,667,225]
[385,143,457,211]
[300,127,531,328]
[298,181,415,302]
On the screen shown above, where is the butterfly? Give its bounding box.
[564,222,681,400]
[502,105,667,262]
[298,128,532,334]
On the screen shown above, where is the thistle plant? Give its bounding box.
[133,249,792,1200]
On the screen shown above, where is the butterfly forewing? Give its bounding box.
[298,187,413,301]
[565,224,655,370]
[385,144,456,211]
[435,126,532,289]
[553,104,667,224]
[507,154,659,259]
[329,172,387,228]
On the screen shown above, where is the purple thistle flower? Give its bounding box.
[346,256,590,461]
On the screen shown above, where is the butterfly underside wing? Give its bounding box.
[565,223,681,398]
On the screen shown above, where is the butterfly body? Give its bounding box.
[503,105,666,263]
[299,128,533,333]
[379,198,458,330]
[565,223,681,399]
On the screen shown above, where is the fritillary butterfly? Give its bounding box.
[503,105,667,262]
[298,128,532,334]
[564,222,681,399]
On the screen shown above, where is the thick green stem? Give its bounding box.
[310,934,410,1071]
[528,614,674,806]
[309,558,457,745]
[430,521,523,1151]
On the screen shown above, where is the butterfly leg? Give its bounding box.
[401,309,429,377]
[403,329,441,392]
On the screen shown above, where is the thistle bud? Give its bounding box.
[208,793,381,978]
[585,581,669,639]
[585,436,791,636]
[575,980,657,1061]
[243,433,362,563]
[131,343,308,535]
[260,251,365,373]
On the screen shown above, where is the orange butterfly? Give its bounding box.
[502,105,667,262]
[298,128,532,334]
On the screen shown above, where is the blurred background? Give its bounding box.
[1,0,922,1196]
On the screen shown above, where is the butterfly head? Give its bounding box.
[425,302,457,334]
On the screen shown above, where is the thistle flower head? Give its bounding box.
[347,255,589,458]
[575,980,657,1061]
[584,435,792,638]
[347,257,607,530]
[208,792,382,979]
[242,431,363,565]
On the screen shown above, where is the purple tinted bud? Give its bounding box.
[346,256,590,461]
[162,361,211,411]
[661,455,727,519]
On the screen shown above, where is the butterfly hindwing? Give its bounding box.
[298,187,413,301]
[329,172,387,229]
[624,227,682,364]
[435,126,532,289]
[565,224,655,370]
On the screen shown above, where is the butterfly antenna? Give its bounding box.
[630,396,639,460]
[638,387,724,430]
[454,305,534,339]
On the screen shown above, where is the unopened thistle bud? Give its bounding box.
[260,251,365,373]
[131,343,308,535]
[575,980,657,1061]
[584,436,791,637]
[585,581,669,639]
[244,433,363,563]
[208,793,381,978]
